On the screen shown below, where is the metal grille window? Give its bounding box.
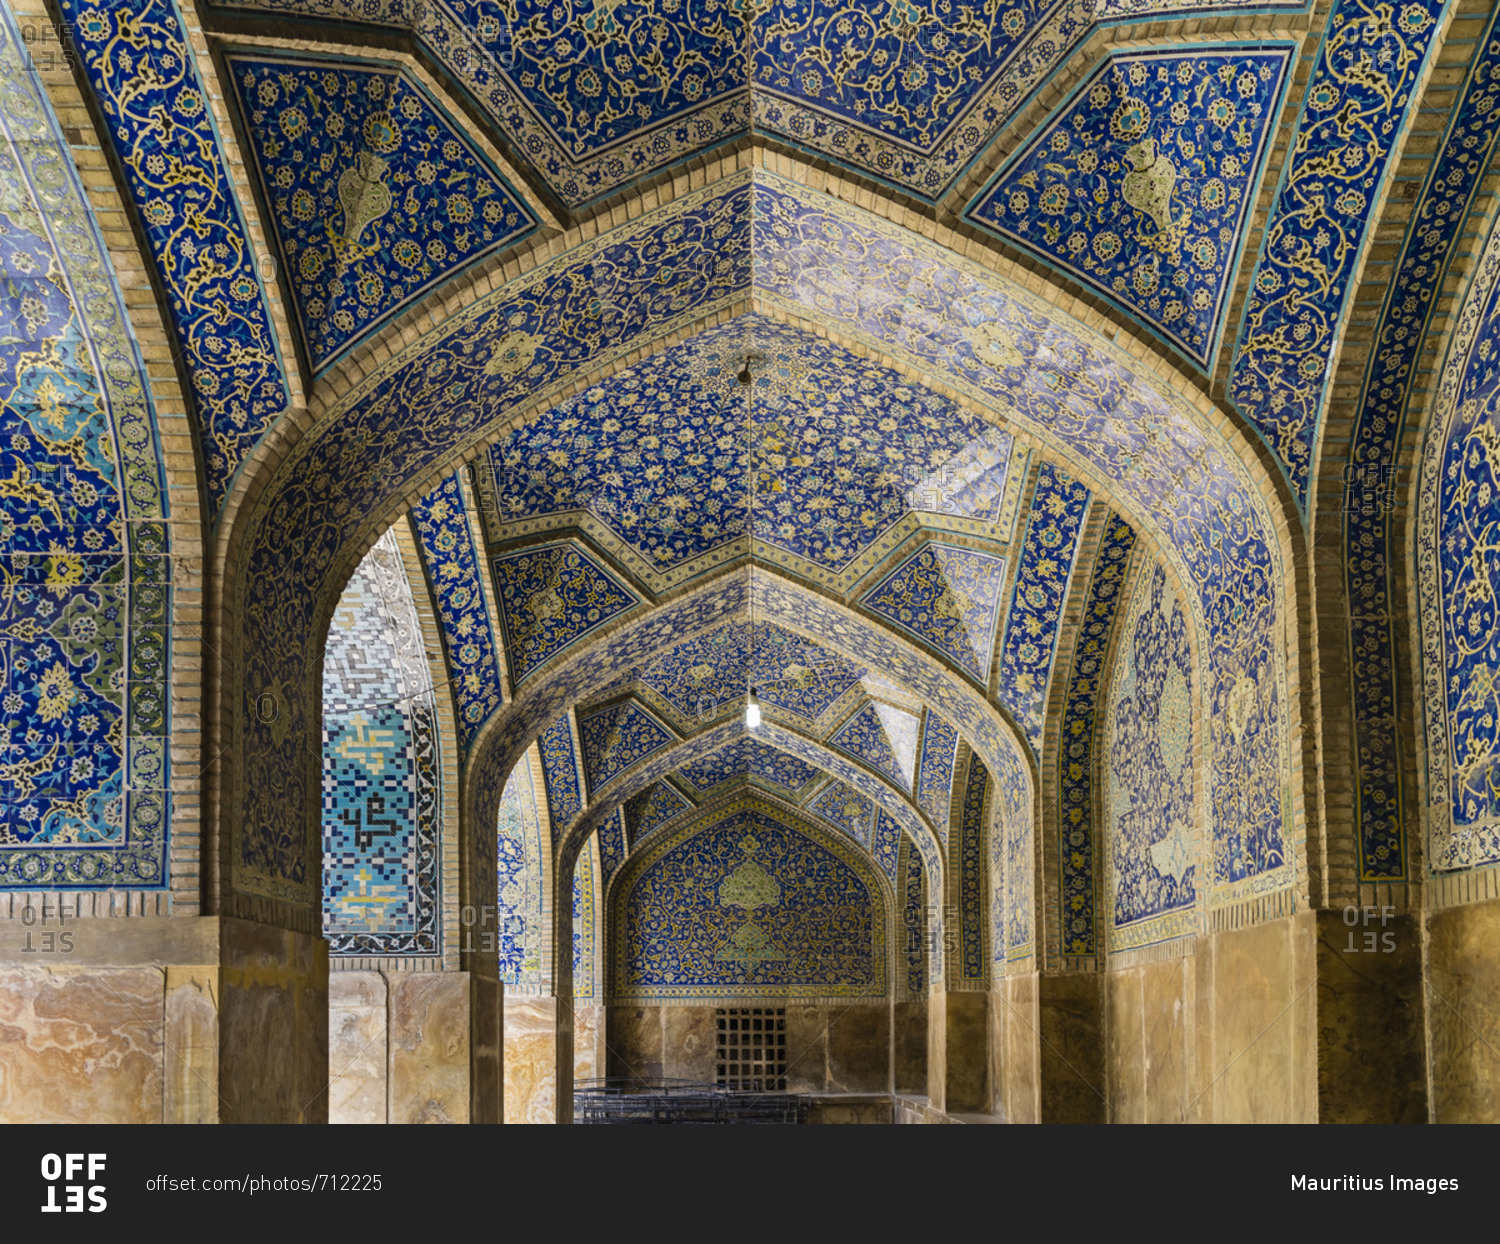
[715,1008,787,1091]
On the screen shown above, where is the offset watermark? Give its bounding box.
[1340,904,1398,953]
[17,903,74,955]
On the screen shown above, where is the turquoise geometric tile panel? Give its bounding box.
[321,532,439,954]
[959,757,989,981]
[862,542,1009,682]
[678,738,820,798]
[1106,561,1196,950]
[538,715,582,846]
[871,810,901,890]
[497,757,546,985]
[409,473,504,753]
[916,713,958,838]
[1348,13,1500,882]
[60,0,289,518]
[493,541,639,685]
[578,700,676,794]
[0,8,172,889]
[226,53,536,374]
[636,621,866,724]
[966,45,1293,369]
[614,803,884,1000]
[1056,511,1137,956]
[997,463,1091,748]
[624,781,692,850]
[1229,0,1444,508]
[807,781,876,849]
[830,702,916,791]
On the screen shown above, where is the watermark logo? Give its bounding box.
[40,1154,106,1214]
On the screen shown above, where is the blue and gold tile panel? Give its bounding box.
[899,836,925,995]
[60,0,290,518]
[1229,0,1444,509]
[322,532,439,954]
[226,53,536,374]
[861,542,1009,683]
[916,712,958,841]
[636,621,867,727]
[538,714,583,846]
[573,842,596,999]
[0,7,171,889]
[966,46,1293,370]
[871,810,901,891]
[995,739,1032,959]
[493,541,639,686]
[1056,511,1137,956]
[598,809,627,889]
[614,803,884,1000]
[624,780,693,850]
[497,755,546,985]
[1349,14,1500,881]
[959,756,988,981]
[1106,561,1197,950]
[578,699,676,795]
[678,737,820,799]
[830,701,917,792]
[409,473,504,753]
[997,463,1091,749]
[807,780,876,850]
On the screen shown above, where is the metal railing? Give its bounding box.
[573,1077,808,1125]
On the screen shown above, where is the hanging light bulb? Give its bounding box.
[745,685,762,730]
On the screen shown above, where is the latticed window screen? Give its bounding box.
[715,1008,787,1091]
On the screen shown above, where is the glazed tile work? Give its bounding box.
[624,781,692,850]
[994,740,1032,958]
[1348,16,1500,882]
[803,779,872,851]
[871,810,901,890]
[493,541,639,685]
[484,315,1018,594]
[634,621,866,727]
[236,177,749,903]
[996,463,1091,749]
[966,46,1293,368]
[573,845,596,998]
[321,531,439,954]
[60,0,288,517]
[409,474,504,753]
[862,542,1009,683]
[496,752,546,985]
[916,712,958,837]
[613,801,885,1000]
[578,700,677,794]
[1228,0,1444,509]
[958,756,989,981]
[1419,194,1500,872]
[1106,561,1197,950]
[677,737,819,797]
[899,837,925,995]
[538,715,582,847]
[0,11,172,889]
[1056,512,1137,955]
[597,810,627,888]
[226,54,536,373]
[831,702,915,791]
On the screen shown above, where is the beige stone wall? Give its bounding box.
[605,1004,891,1093]
[1426,897,1500,1122]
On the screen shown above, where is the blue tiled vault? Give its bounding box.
[61,0,289,517]
[967,45,1293,369]
[807,781,876,849]
[678,738,820,798]
[997,463,1091,748]
[321,531,439,954]
[578,700,676,794]
[538,714,583,846]
[863,542,1009,683]
[0,9,172,888]
[831,702,918,791]
[497,754,546,985]
[1229,0,1444,508]
[916,712,958,840]
[613,801,885,1001]
[493,541,639,685]
[409,473,504,753]
[1106,560,1196,951]
[1346,14,1500,882]
[226,54,535,374]
[1056,512,1137,956]
[624,781,692,849]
